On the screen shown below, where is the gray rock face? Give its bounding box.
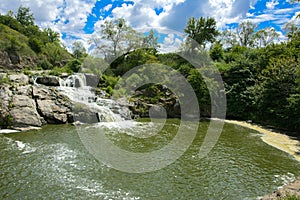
[130,85,181,118]
[84,74,100,87]
[0,78,74,129]
[0,84,13,127]
[9,74,29,85]
[10,95,42,127]
[33,86,73,124]
[0,51,36,71]
[36,99,68,123]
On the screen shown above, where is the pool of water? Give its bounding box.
[0,119,299,199]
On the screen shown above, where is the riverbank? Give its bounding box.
[261,176,300,199]
[223,119,300,162]
[222,119,300,199]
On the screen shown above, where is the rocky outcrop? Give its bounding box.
[10,95,43,127]
[261,176,300,199]
[33,87,73,124]
[0,74,74,130]
[0,50,36,72]
[130,84,181,118]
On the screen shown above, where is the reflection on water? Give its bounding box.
[0,120,300,199]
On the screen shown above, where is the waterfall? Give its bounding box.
[58,73,130,123]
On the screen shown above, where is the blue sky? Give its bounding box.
[1,0,299,52]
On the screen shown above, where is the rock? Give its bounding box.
[9,95,42,127]
[9,74,29,85]
[9,52,20,64]
[0,85,13,128]
[32,86,52,100]
[16,85,32,96]
[261,176,300,199]
[84,73,100,87]
[35,76,60,86]
[0,51,11,67]
[36,99,68,123]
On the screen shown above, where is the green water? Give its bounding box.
[0,119,299,199]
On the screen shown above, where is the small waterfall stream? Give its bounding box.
[58,73,131,123]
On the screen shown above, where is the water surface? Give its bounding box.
[0,120,299,199]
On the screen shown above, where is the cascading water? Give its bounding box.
[58,73,131,123]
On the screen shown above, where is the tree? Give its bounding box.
[236,21,257,47]
[72,41,87,59]
[184,16,219,49]
[220,29,239,49]
[209,41,224,61]
[91,18,143,61]
[284,20,300,40]
[253,27,279,47]
[143,29,160,50]
[44,28,60,43]
[15,6,34,27]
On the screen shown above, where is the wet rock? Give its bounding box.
[84,73,100,87]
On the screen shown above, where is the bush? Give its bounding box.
[49,66,71,76]
[37,59,53,70]
[28,37,43,53]
[66,59,82,73]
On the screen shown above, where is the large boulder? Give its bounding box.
[33,86,73,123]
[9,95,43,127]
[35,76,60,87]
[84,73,100,87]
[36,99,68,123]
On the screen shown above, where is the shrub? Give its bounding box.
[37,59,53,70]
[66,59,82,73]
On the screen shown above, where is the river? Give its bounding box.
[1,119,299,199]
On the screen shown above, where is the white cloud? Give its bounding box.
[1,0,300,53]
[103,4,113,11]
[159,33,183,53]
[266,0,279,10]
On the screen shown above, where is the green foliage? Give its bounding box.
[0,74,9,85]
[0,7,70,71]
[0,14,24,33]
[81,56,107,76]
[184,16,219,49]
[210,42,224,61]
[0,114,13,128]
[49,66,72,76]
[37,59,53,70]
[66,59,82,73]
[15,6,35,27]
[42,43,72,66]
[28,37,43,53]
[72,41,86,59]
[187,68,211,115]
[98,74,120,95]
[110,48,159,76]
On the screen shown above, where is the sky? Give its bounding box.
[1,0,300,53]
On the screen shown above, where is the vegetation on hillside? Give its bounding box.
[0,6,75,72]
[0,6,299,131]
[88,15,300,131]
